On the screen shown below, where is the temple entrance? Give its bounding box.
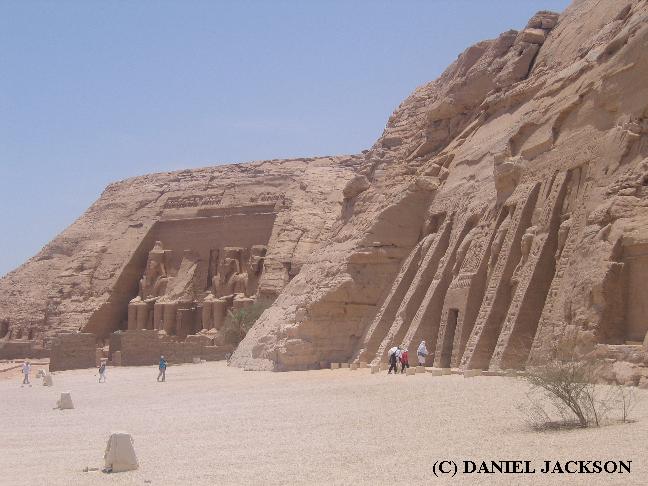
[624,243,648,343]
[439,309,459,368]
[0,320,8,339]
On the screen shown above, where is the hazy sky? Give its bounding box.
[0,0,571,277]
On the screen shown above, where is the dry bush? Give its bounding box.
[519,331,639,429]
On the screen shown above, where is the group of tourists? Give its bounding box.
[387,340,429,374]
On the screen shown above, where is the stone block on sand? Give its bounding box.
[370,365,379,374]
[43,374,53,386]
[350,363,358,370]
[192,357,201,364]
[330,363,339,369]
[104,432,138,473]
[464,369,482,378]
[441,368,452,375]
[406,367,416,376]
[57,392,74,410]
[416,366,426,374]
[340,363,349,368]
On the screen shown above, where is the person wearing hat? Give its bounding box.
[157,355,168,382]
[417,340,429,366]
[387,346,399,374]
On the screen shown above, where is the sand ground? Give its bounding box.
[1,361,646,486]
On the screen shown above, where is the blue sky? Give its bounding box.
[0,0,571,277]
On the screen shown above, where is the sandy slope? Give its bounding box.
[1,362,646,485]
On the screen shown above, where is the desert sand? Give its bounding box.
[1,362,646,485]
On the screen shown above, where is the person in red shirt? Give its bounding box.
[400,346,410,374]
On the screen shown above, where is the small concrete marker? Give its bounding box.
[464,369,482,378]
[441,368,452,375]
[340,363,349,368]
[405,367,416,376]
[416,366,426,374]
[192,357,201,364]
[43,374,53,386]
[350,363,358,370]
[57,392,74,410]
[330,363,340,370]
[428,369,443,376]
[103,432,138,473]
[370,365,379,374]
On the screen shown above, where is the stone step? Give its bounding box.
[463,369,482,378]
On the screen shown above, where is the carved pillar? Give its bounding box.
[127,303,138,331]
[153,303,164,331]
[135,301,148,330]
[202,295,215,330]
[163,303,177,335]
[213,298,228,330]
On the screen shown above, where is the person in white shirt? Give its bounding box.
[98,360,107,383]
[21,360,31,385]
[387,346,399,374]
[417,340,429,366]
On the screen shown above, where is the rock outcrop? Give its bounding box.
[0,156,362,354]
[2,0,648,383]
[231,0,648,378]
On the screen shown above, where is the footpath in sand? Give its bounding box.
[1,361,646,485]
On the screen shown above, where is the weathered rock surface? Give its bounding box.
[0,156,362,355]
[2,0,648,378]
[232,0,648,373]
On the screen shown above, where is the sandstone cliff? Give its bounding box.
[231,1,648,381]
[2,0,648,384]
[0,156,362,347]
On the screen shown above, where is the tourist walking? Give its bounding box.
[417,340,428,366]
[157,355,168,382]
[21,360,31,385]
[387,346,399,374]
[98,360,107,383]
[400,346,410,373]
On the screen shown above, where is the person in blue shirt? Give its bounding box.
[157,355,168,382]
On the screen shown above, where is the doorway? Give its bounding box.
[440,309,459,368]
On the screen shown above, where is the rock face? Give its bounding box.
[0,156,362,358]
[231,1,648,375]
[3,1,648,381]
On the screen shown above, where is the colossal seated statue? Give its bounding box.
[128,241,170,331]
[201,245,267,333]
